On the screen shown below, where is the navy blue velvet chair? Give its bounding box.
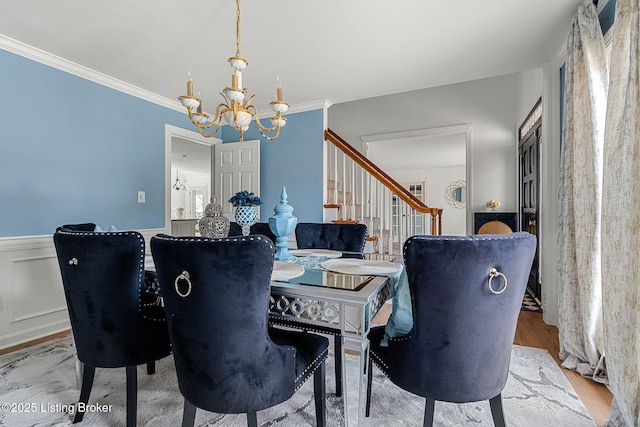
[150,234,328,427]
[295,222,367,253]
[228,221,277,243]
[271,222,368,398]
[366,233,536,426]
[53,229,172,426]
[56,223,96,232]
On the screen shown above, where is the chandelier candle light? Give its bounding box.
[178,0,289,141]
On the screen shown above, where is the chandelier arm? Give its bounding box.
[196,124,223,139]
[244,105,283,141]
[185,104,225,139]
[247,105,279,132]
[188,103,227,130]
[258,127,282,141]
[193,118,223,139]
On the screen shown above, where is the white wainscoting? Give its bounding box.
[0,229,166,350]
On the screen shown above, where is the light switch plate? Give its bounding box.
[138,191,146,203]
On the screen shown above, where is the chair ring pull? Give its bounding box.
[174,271,192,298]
[488,268,507,295]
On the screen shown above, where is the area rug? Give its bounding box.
[521,291,543,312]
[0,336,595,426]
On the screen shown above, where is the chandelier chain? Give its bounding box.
[235,0,241,57]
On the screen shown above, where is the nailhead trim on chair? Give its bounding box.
[268,318,341,336]
[152,234,276,279]
[360,225,368,253]
[294,347,328,392]
[369,332,412,378]
[370,350,390,377]
[404,232,533,252]
[56,230,168,322]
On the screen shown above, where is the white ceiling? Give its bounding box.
[171,138,212,179]
[0,0,595,112]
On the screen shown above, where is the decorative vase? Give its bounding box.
[235,206,258,236]
[199,196,230,238]
[268,187,297,261]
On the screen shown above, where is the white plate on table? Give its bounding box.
[271,261,305,281]
[320,258,401,276]
[288,249,342,258]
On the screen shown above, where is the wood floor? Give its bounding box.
[514,310,612,426]
[373,305,613,426]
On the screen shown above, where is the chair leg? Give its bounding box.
[75,356,84,390]
[313,361,327,427]
[489,394,506,427]
[334,335,343,397]
[247,412,258,427]
[365,357,373,417]
[182,399,197,427]
[423,398,435,427]
[73,365,95,423]
[147,362,155,375]
[126,366,138,427]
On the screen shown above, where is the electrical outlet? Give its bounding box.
[138,191,146,203]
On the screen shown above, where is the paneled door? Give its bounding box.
[519,101,541,302]
[214,140,260,220]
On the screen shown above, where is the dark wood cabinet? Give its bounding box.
[473,212,518,234]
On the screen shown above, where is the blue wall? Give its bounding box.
[221,109,325,224]
[0,48,324,237]
[0,49,196,237]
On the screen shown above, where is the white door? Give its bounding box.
[214,140,260,219]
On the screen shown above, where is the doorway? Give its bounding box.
[164,125,220,233]
[519,100,542,303]
[214,139,261,220]
[362,124,472,236]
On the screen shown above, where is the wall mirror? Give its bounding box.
[446,180,466,209]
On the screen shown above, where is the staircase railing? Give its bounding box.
[324,128,443,253]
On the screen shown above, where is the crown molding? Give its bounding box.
[1,34,186,113]
[257,99,332,118]
[361,123,472,143]
[1,34,332,118]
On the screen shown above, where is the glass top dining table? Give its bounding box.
[269,251,401,427]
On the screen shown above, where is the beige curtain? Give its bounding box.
[558,2,609,382]
[602,0,640,424]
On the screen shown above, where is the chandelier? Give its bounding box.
[178,0,289,141]
[172,171,187,191]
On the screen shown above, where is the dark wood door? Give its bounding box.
[519,119,541,301]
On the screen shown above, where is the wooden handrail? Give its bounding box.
[324,128,443,235]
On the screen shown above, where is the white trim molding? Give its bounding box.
[0,34,184,112]
[538,56,565,327]
[1,34,332,117]
[164,125,220,232]
[0,234,69,349]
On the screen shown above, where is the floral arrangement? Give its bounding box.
[229,190,263,207]
[486,200,501,209]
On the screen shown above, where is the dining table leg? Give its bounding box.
[342,331,371,427]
